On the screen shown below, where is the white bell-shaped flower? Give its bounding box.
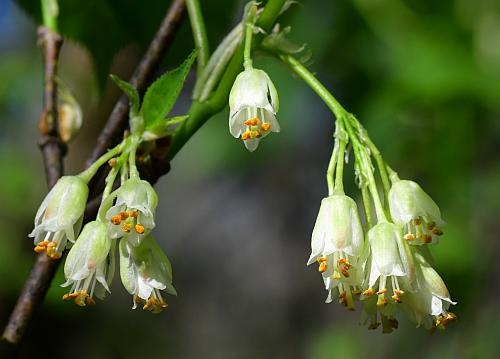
[228,68,280,151]
[307,194,364,309]
[119,235,177,313]
[105,178,158,246]
[389,179,445,245]
[402,250,456,329]
[29,175,88,259]
[61,221,114,306]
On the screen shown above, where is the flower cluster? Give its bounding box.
[29,139,176,313]
[307,118,456,333]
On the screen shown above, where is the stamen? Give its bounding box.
[122,223,132,233]
[376,288,387,295]
[129,210,139,218]
[34,246,46,253]
[111,215,121,225]
[338,258,352,268]
[391,294,402,303]
[394,289,404,295]
[376,294,388,307]
[426,221,436,230]
[250,130,261,138]
[50,252,62,260]
[241,130,251,140]
[38,241,49,247]
[317,257,328,263]
[134,224,145,234]
[244,117,261,126]
[261,123,270,131]
[318,262,328,273]
[362,288,375,296]
[432,228,443,236]
[108,158,117,167]
[413,218,422,226]
[423,234,432,244]
[119,211,129,220]
[404,233,415,241]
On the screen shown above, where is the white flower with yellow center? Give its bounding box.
[389,178,445,245]
[228,68,280,151]
[402,250,456,330]
[62,221,114,306]
[105,178,158,246]
[361,222,415,329]
[119,235,177,314]
[307,194,364,310]
[29,175,88,259]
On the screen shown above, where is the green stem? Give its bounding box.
[279,55,347,119]
[326,137,339,196]
[41,0,58,32]
[333,118,348,194]
[361,182,374,229]
[186,0,209,75]
[128,137,140,179]
[243,3,258,70]
[343,118,387,222]
[78,143,122,183]
[167,0,286,159]
[349,116,391,196]
[280,54,387,222]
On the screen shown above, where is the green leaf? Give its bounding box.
[109,74,140,116]
[141,50,197,128]
[142,115,189,141]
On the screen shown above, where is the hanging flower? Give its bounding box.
[228,68,280,151]
[29,176,88,259]
[402,249,457,330]
[119,235,177,314]
[62,221,114,306]
[361,222,415,330]
[389,179,445,245]
[307,194,364,310]
[105,178,158,246]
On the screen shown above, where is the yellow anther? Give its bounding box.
[47,242,56,248]
[391,294,402,303]
[129,210,139,218]
[135,224,145,234]
[362,288,375,296]
[423,234,433,244]
[261,123,270,131]
[119,211,129,220]
[376,294,388,307]
[108,158,117,167]
[244,117,261,126]
[38,241,49,247]
[62,294,70,300]
[51,252,62,260]
[404,233,415,241]
[338,258,352,269]
[338,265,350,278]
[86,297,96,306]
[446,312,457,322]
[376,288,387,295]
[432,228,443,236]
[318,262,328,273]
[250,130,261,138]
[34,246,45,253]
[426,221,436,230]
[122,223,132,233]
[394,289,405,295]
[317,257,328,262]
[241,131,251,140]
[111,215,121,225]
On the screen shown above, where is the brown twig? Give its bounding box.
[2,1,186,348]
[1,26,64,347]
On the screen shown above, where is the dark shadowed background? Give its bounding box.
[1,0,500,358]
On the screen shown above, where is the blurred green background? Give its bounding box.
[1,0,499,358]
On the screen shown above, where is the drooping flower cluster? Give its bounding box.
[307,117,456,333]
